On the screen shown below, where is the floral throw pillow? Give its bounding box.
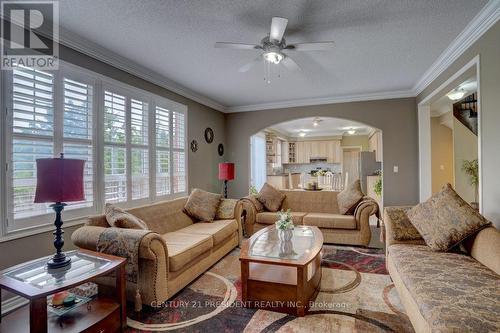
[105,204,148,230]
[385,206,422,241]
[216,199,238,220]
[337,180,364,215]
[184,188,222,222]
[407,183,491,251]
[256,183,285,212]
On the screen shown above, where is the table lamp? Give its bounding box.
[34,153,85,269]
[218,162,235,199]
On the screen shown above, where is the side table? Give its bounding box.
[0,249,127,333]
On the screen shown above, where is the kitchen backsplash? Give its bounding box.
[283,163,342,174]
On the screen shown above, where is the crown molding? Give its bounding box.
[225,89,415,113]
[57,28,226,112]
[412,0,500,95]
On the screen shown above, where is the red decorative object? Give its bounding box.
[35,157,85,203]
[219,162,235,181]
[218,163,235,198]
[34,154,85,269]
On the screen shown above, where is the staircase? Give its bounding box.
[453,92,477,135]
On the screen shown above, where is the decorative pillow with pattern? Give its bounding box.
[337,180,364,215]
[257,183,285,212]
[216,199,238,220]
[385,206,422,241]
[105,203,148,229]
[407,183,491,251]
[184,188,222,222]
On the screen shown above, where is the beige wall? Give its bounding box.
[225,98,419,206]
[417,21,500,227]
[0,45,225,275]
[341,135,370,151]
[453,119,478,203]
[431,117,454,193]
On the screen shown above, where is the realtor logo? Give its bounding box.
[1,0,59,70]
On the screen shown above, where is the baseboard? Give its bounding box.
[1,295,28,316]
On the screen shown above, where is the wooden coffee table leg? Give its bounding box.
[241,260,249,304]
[296,266,307,317]
[116,264,127,331]
[30,297,47,333]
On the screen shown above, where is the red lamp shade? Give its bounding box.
[218,163,235,181]
[34,158,85,203]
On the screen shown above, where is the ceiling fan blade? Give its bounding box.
[282,56,301,71]
[238,55,262,73]
[285,41,335,51]
[214,42,261,50]
[270,17,288,43]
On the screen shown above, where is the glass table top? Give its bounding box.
[4,251,112,289]
[249,226,316,260]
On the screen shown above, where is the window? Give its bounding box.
[2,61,188,235]
[6,66,96,231]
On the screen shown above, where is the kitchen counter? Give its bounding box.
[266,173,301,189]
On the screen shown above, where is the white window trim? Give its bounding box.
[0,59,188,241]
[4,65,99,233]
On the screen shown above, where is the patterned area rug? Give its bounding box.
[126,245,415,333]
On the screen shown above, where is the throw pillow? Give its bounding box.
[407,183,491,251]
[216,199,238,219]
[184,188,222,222]
[385,206,422,241]
[256,183,285,212]
[105,204,148,229]
[337,180,364,215]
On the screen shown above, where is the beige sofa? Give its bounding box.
[384,207,500,333]
[71,197,243,306]
[240,190,378,246]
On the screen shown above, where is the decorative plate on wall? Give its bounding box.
[218,143,224,156]
[204,127,214,143]
[190,140,198,152]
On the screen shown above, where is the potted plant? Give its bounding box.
[462,159,479,209]
[276,209,294,241]
[373,170,382,198]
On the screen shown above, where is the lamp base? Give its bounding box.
[47,253,71,269]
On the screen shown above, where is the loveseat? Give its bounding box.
[240,190,378,246]
[71,197,243,306]
[384,207,500,332]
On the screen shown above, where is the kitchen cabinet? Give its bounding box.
[281,141,289,164]
[288,140,342,164]
[369,131,383,162]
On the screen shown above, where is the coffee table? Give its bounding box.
[239,225,323,316]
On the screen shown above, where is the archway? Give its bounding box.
[248,116,383,208]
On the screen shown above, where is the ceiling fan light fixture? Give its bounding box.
[347,129,356,135]
[299,131,306,137]
[447,88,466,101]
[263,51,284,64]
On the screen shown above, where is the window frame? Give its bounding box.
[0,60,188,239]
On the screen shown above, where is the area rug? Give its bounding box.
[126,245,415,333]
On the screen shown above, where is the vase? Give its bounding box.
[279,239,294,257]
[278,228,293,242]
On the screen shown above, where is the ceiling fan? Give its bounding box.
[215,17,334,73]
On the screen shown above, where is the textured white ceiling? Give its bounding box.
[58,0,487,109]
[269,117,372,137]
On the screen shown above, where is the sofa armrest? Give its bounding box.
[71,226,168,262]
[238,195,264,236]
[352,198,379,246]
[233,200,244,246]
